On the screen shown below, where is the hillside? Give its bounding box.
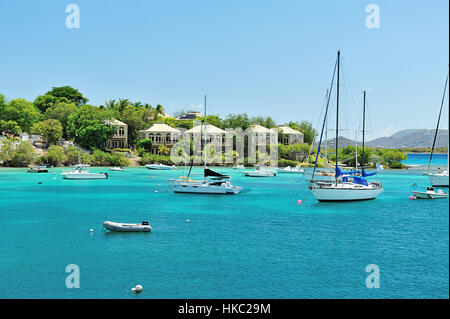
[316,129,448,149]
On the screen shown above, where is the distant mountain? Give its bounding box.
[367,129,448,148]
[315,129,448,149]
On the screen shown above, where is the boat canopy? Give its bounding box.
[362,168,377,177]
[335,167,360,178]
[342,176,368,186]
[204,168,229,178]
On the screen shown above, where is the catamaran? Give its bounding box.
[424,69,449,187]
[308,51,383,201]
[170,95,241,195]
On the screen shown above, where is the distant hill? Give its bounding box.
[316,129,448,149]
[367,129,448,148]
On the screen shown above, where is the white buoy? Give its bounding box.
[132,284,143,294]
[155,190,158,193]
[90,229,94,232]
[186,219,190,223]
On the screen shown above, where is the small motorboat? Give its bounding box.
[243,165,276,177]
[61,165,108,179]
[103,220,152,232]
[109,167,125,171]
[412,187,448,199]
[276,165,305,174]
[233,164,245,169]
[145,163,176,170]
[27,166,49,173]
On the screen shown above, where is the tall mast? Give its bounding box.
[204,94,207,169]
[335,50,340,183]
[362,90,366,172]
[355,130,358,170]
[427,70,449,174]
[325,89,329,167]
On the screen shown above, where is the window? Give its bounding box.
[149,134,154,142]
[155,133,161,143]
[118,127,125,136]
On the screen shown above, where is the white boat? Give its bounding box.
[243,165,276,177]
[426,171,449,187]
[412,187,448,199]
[27,166,49,173]
[233,164,245,169]
[145,163,176,170]
[424,69,449,187]
[109,166,126,171]
[276,165,304,174]
[61,165,108,180]
[309,176,384,201]
[309,52,383,202]
[170,95,241,195]
[170,174,241,195]
[103,221,152,232]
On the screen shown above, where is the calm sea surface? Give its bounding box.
[0,164,448,299]
[403,153,448,167]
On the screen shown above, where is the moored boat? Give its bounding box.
[412,187,448,199]
[276,165,304,174]
[243,165,276,177]
[109,167,126,171]
[308,51,383,202]
[424,69,449,187]
[27,166,49,173]
[103,220,152,232]
[145,163,176,170]
[61,165,108,180]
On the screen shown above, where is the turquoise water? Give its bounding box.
[0,166,448,299]
[404,153,448,167]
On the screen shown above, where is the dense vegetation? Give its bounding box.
[0,86,434,168]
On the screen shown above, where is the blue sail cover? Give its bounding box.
[335,167,360,178]
[362,168,377,177]
[342,176,368,186]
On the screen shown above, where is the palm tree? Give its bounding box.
[104,99,117,110]
[117,98,130,113]
[153,104,165,120]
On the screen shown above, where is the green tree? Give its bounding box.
[223,113,252,130]
[380,149,407,168]
[66,105,115,150]
[1,98,41,132]
[295,121,317,145]
[33,95,70,113]
[0,120,21,137]
[46,86,88,107]
[136,138,153,152]
[42,145,67,166]
[119,105,152,146]
[44,101,78,138]
[32,119,63,145]
[0,138,35,167]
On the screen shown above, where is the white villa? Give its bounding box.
[105,119,128,149]
[276,126,304,145]
[138,123,181,154]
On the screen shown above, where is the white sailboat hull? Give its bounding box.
[171,181,240,194]
[310,184,384,201]
[146,164,175,170]
[426,173,449,187]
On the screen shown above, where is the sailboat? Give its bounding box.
[170,95,241,195]
[425,69,449,187]
[308,51,384,201]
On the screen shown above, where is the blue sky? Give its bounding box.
[0,0,448,139]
